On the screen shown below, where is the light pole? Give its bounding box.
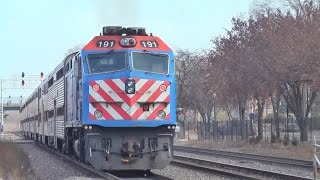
[0,75,43,132]
[1,79,3,132]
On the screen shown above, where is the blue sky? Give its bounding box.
[0,0,253,99]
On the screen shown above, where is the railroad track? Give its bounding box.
[8,132,172,180]
[37,143,172,180]
[0,132,34,144]
[174,145,313,169]
[172,154,312,180]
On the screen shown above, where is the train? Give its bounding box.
[19,26,176,171]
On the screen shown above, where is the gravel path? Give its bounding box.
[173,151,313,179]
[152,164,232,180]
[17,143,103,180]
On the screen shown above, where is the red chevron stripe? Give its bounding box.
[95,103,114,120]
[164,95,170,103]
[89,82,115,102]
[109,103,131,119]
[165,113,170,120]
[90,81,95,86]
[89,95,95,102]
[147,103,166,120]
[145,81,171,103]
[89,79,171,120]
[92,83,130,119]
[90,92,114,120]
[89,113,96,120]
[120,78,126,83]
[105,80,131,105]
[130,80,155,106]
[131,106,144,119]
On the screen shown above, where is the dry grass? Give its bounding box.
[0,142,36,180]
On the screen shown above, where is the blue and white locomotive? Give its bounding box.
[20,26,176,170]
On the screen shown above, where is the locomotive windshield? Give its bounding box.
[132,52,169,74]
[87,52,127,74]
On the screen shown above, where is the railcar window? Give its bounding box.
[44,82,48,95]
[48,110,54,119]
[48,77,54,88]
[87,52,126,74]
[44,111,48,121]
[64,63,69,73]
[132,52,169,74]
[56,68,64,80]
[57,106,64,116]
[38,88,41,98]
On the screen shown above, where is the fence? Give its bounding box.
[313,136,320,180]
[177,118,316,142]
[177,120,255,141]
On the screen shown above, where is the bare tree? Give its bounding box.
[65,44,84,56]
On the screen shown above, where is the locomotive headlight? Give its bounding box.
[158,110,166,119]
[127,80,134,87]
[125,79,135,94]
[127,87,134,94]
[94,110,103,119]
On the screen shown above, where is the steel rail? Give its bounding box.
[174,145,312,168]
[173,154,312,180]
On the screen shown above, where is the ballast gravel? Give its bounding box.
[17,143,103,180]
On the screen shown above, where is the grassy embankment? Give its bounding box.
[0,142,36,180]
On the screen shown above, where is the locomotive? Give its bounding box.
[20,26,176,170]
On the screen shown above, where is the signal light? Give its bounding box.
[21,80,25,86]
[120,37,136,47]
[22,72,25,78]
[40,72,44,79]
[128,39,135,45]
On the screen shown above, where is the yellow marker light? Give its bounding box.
[92,84,100,92]
[159,84,167,92]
